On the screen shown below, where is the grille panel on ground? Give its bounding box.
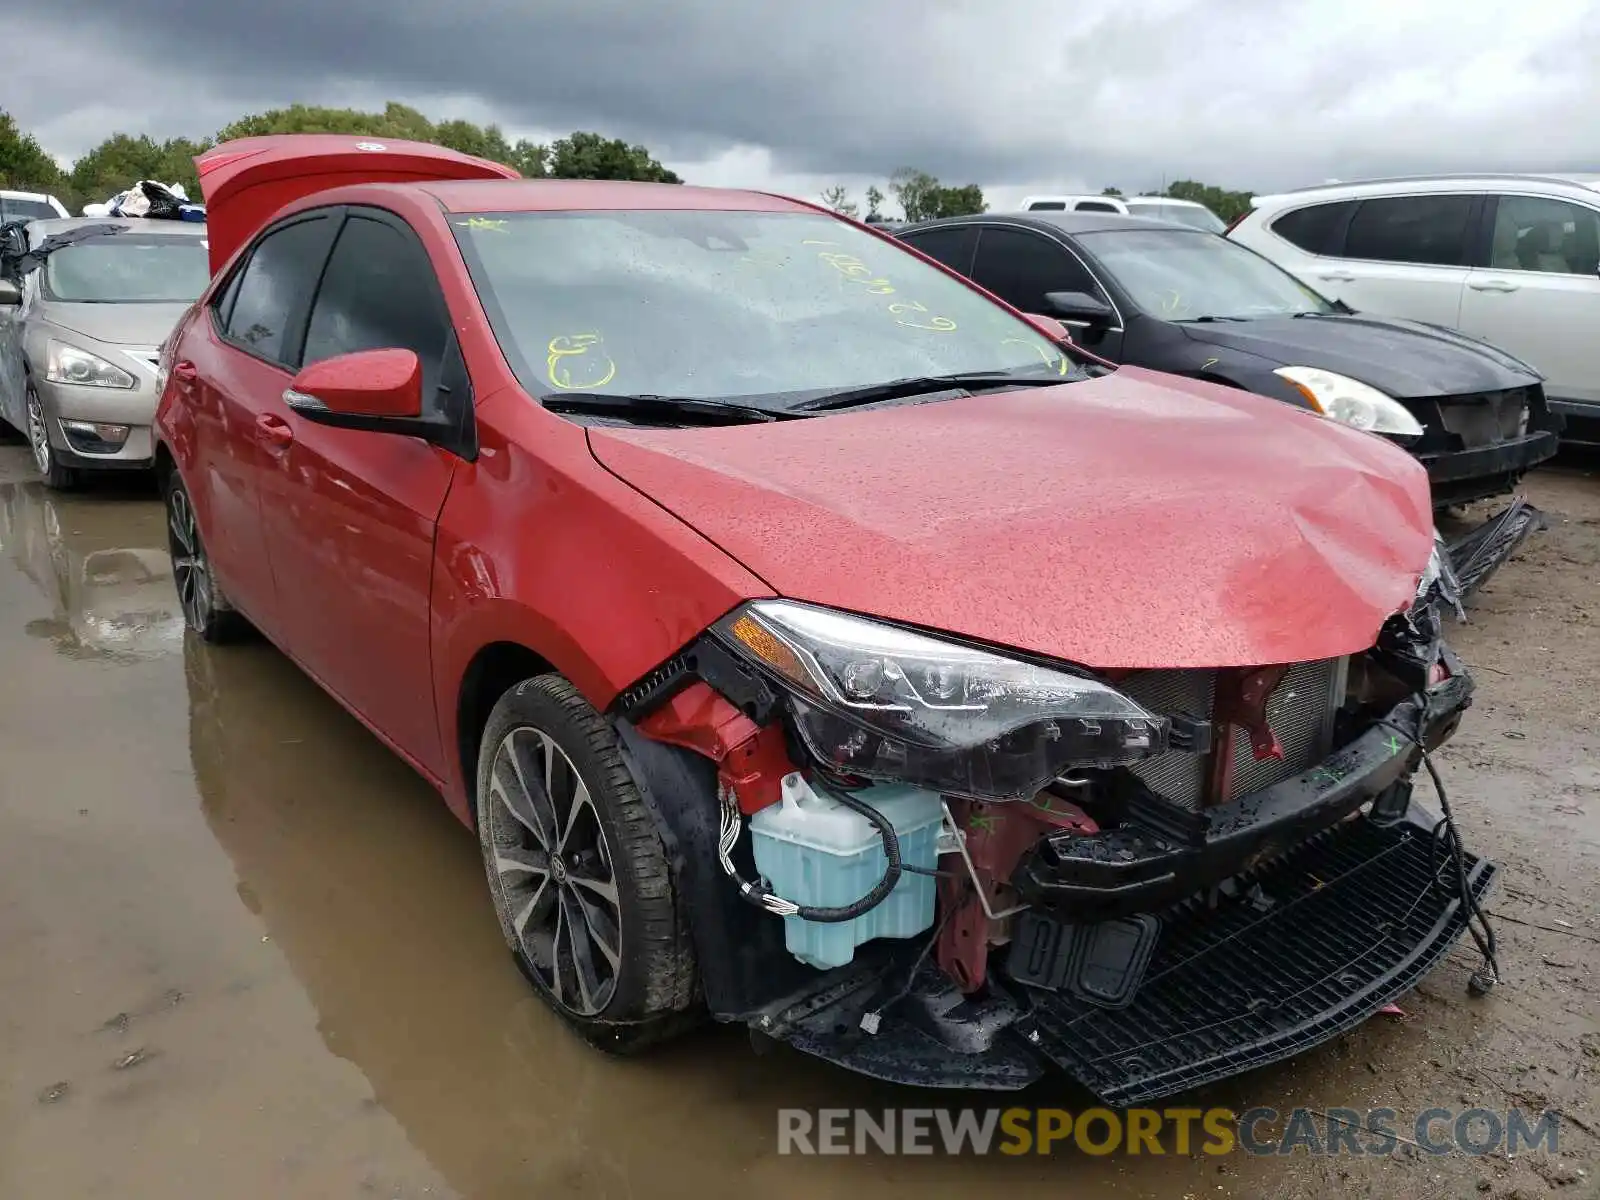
[1226,657,1345,800]
[1022,818,1498,1104]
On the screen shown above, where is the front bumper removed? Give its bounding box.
[754,689,1497,1104]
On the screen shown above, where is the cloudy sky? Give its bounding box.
[10,0,1600,213]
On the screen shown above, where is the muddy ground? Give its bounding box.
[0,440,1594,1200]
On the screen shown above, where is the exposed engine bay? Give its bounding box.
[613,520,1516,1104]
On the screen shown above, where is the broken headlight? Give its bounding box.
[713,600,1167,801]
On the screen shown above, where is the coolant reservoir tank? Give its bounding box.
[749,772,943,970]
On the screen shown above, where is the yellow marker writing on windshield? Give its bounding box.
[547,333,617,390]
[457,217,509,232]
[1002,337,1071,375]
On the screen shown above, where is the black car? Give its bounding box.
[895,213,1562,507]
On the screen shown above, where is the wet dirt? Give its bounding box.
[0,441,1594,1200]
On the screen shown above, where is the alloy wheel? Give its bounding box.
[25,390,51,476]
[486,726,623,1017]
[166,484,214,632]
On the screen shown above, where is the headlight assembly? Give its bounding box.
[712,600,1167,801]
[1274,366,1424,439]
[46,340,136,389]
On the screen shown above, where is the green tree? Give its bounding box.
[1161,179,1254,223]
[819,184,858,217]
[0,110,65,195]
[1100,186,1124,196]
[544,132,679,182]
[68,133,209,207]
[889,168,985,221]
[864,185,884,219]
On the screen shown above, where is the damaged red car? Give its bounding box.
[156,136,1499,1104]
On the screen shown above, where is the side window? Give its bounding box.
[1343,195,1475,267]
[223,216,336,364]
[971,227,1101,312]
[1488,195,1600,275]
[1073,201,1121,213]
[1025,201,1067,211]
[1269,201,1355,255]
[900,225,979,275]
[301,215,451,396]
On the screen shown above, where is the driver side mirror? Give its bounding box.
[1043,290,1114,326]
[286,347,424,421]
[0,279,20,306]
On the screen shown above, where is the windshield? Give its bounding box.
[451,209,1080,409]
[42,235,210,303]
[1078,228,1335,321]
[1122,201,1227,233]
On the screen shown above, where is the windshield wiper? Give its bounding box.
[1179,314,1252,323]
[790,371,1069,413]
[539,392,800,426]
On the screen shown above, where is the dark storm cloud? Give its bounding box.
[10,0,1600,192]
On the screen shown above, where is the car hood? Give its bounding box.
[40,302,191,348]
[1180,313,1541,398]
[587,368,1435,670]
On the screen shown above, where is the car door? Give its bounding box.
[969,224,1124,358]
[1313,192,1480,327]
[1459,193,1600,409]
[0,223,30,430]
[258,208,464,777]
[175,211,340,627]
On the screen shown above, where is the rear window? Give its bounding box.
[1,197,59,221]
[1025,201,1067,211]
[1343,195,1475,266]
[1124,201,1227,233]
[1269,201,1356,254]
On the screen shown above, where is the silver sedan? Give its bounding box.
[0,218,209,488]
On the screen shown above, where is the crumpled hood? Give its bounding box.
[41,302,190,348]
[1181,313,1541,398]
[588,368,1436,669]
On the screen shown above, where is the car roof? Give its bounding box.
[900,211,1203,237]
[23,216,207,238]
[1251,173,1600,208]
[0,189,59,202]
[413,178,818,214]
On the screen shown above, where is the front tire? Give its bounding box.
[26,385,79,491]
[476,674,699,1052]
[163,470,248,643]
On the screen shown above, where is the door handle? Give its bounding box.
[1468,279,1520,293]
[173,361,198,382]
[1317,271,1355,283]
[256,413,294,448]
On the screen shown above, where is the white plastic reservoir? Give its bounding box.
[749,772,944,969]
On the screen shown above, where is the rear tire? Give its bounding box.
[476,673,700,1053]
[163,470,249,643]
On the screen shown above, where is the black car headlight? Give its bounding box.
[712,600,1167,801]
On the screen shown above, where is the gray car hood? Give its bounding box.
[41,302,190,348]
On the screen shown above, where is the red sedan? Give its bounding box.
[155,135,1498,1103]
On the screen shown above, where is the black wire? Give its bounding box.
[1374,701,1500,990]
[728,786,906,924]
[864,888,963,1024]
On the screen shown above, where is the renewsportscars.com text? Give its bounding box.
[776,1106,1563,1157]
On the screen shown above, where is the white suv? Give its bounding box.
[1229,174,1600,441]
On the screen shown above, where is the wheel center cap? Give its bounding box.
[551,855,569,883]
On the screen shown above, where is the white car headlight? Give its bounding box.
[713,600,1167,801]
[1273,366,1424,438]
[46,340,136,389]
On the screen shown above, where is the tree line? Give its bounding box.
[2,102,1254,225]
[0,102,681,213]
